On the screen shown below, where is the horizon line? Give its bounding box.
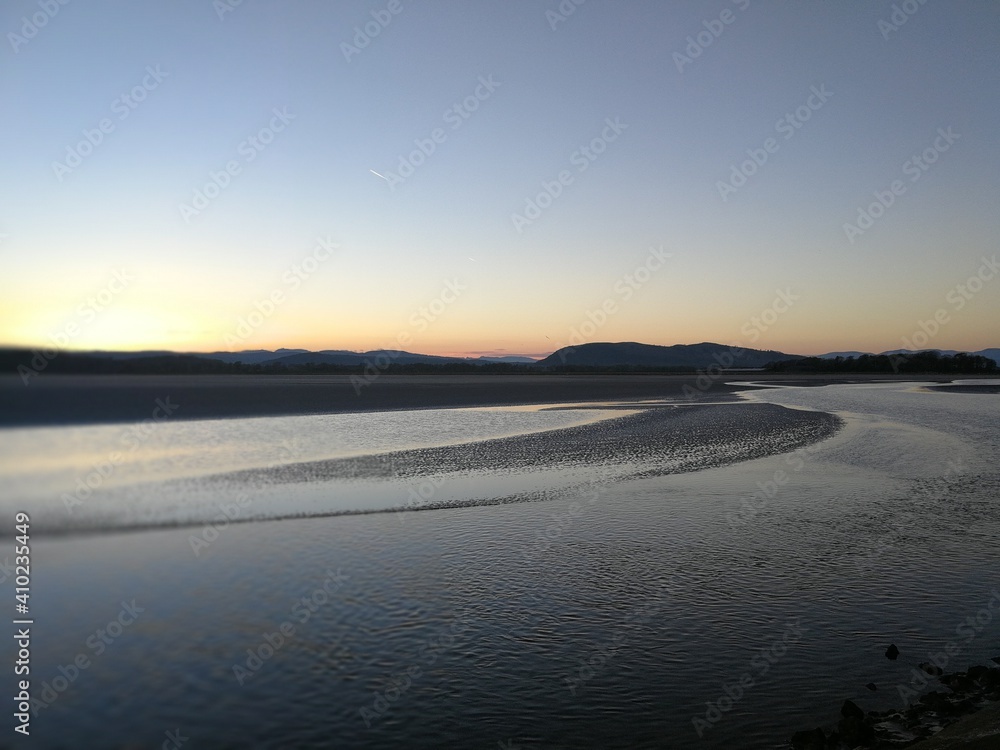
[2,341,997,361]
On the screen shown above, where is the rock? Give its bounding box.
[967,665,990,680]
[988,668,1000,688]
[885,643,900,660]
[991,656,1000,665]
[865,682,877,691]
[791,727,828,750]
[912,724,934,741]
[967,665,1000,687]
[951,698,974,715]
[919,691,954,714]
[838,715,874,746]
[841,699,865,720]
[940,672,975,693]
[920,662,944,676]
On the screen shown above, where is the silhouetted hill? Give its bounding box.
[265,350,468,367]
[816,350,872,359]
[536,342,799,369]
[475,355,538,364]
[978,348,1000,365]
[204,349,310,364]
[199,349,537,366]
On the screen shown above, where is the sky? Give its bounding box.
[2,0,998,358]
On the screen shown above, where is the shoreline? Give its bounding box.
[910,701,1000,748]
[792,661,1000,749]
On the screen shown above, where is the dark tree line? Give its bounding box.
[765,351,997,374]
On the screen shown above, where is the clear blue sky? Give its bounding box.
[2,0,998,356]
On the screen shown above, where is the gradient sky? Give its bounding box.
[2,0,998,357]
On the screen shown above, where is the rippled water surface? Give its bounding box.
[5,381,1000,749]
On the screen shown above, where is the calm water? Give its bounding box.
[4,381,1000,749]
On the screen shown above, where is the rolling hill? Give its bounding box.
[536,342,799,369]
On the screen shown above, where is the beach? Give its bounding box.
[911,702,1000,749]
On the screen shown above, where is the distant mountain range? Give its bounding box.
[195,344,1000,368]
[87,342,798,369]
[100,348,540,366]
[3,343,998,374]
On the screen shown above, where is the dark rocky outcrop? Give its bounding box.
[790,661,1000,748]
[919,662,944,676]
[791,727,828,750]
